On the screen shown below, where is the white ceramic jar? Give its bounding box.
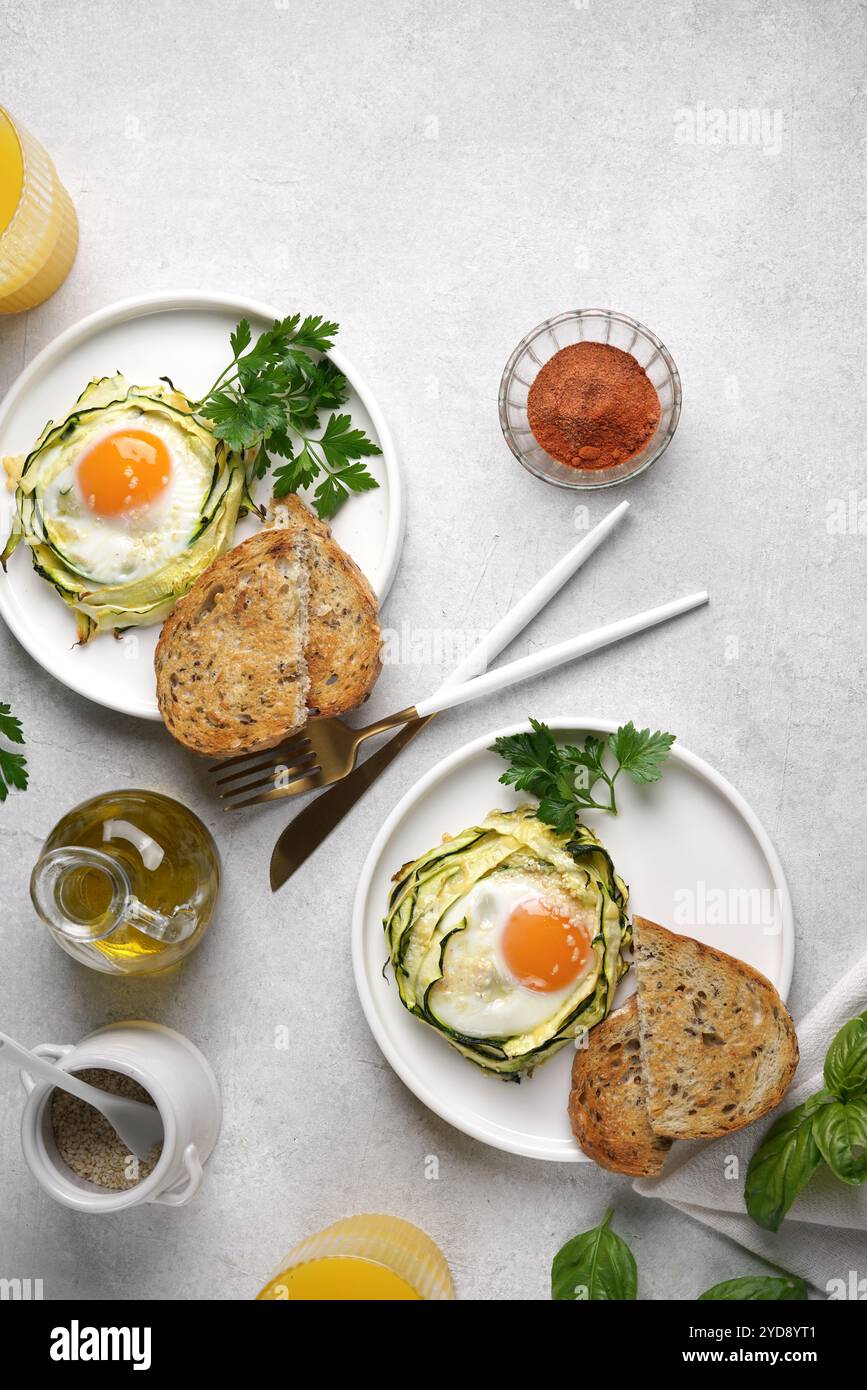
[19,1020,221,1212]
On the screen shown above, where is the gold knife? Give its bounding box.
[269,715,434,890]
[268,500,632,890]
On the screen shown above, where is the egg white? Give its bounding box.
[429,873,597,1039]
[41,411,213,585]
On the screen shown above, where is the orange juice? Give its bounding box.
[258,1258,422,1301]
[256,1215,454,1302]
[0,108,78,314]
[0,112,24,232]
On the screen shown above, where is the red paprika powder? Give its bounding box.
[527,341,660,471]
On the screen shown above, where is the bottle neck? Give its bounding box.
[30,846,197,945]
[31,846,129,942]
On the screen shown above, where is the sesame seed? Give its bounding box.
[50,1068,162,1191]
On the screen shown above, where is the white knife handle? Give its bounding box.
[416,590,709,718]
[442,500,629,687]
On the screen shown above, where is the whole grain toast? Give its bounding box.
[633,917,799,1140]
[155,528,311,757]
[268,495,381,718]
[568,995,672,1176]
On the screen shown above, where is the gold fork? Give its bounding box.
[210,588,709,810]
[212,706,419,809]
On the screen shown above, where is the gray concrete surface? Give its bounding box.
[1,0,865,1300]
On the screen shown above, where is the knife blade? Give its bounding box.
[269,714,435,890]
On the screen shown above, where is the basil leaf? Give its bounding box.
[812,1097,867,1185]
[744,1092,830,1231]
[699,1275,807,1301]
[551,1208,637,1301]
[824,1017,867,1100]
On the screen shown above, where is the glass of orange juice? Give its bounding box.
[256,1215,455,1301]
[0,107,78,314]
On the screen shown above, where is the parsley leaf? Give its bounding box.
[319,412,383,464]
[230,319,252,358]
[273,446,318,498]
[267,428,297,460]
[313,473,350,520]
[250,442,272,482]
[313,462,380,519]
[292,315,339,353]
[0,701,28,803]
[192,315,381,518]
[537,794,582,836]
[490,718,675,827]
[491,718,559,796]
[203,392,258,451]
[564,735,609,794]
[609,722,676,784]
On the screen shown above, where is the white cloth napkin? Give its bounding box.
[633,950,867,1296]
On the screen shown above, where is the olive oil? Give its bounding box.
[31,791,220,975]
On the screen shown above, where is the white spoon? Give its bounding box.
[0,1030,164,1161]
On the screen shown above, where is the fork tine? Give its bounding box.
[210,734,311,778]
[212,739,312,787]
[222,768,325,810]
[215,752,319,801]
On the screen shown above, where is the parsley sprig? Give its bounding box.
[0,701,28,803]
[191,315,381,520]
[490,718,675,833]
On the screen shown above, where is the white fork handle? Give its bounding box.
[442,500,629,687]
[415,590,709,718]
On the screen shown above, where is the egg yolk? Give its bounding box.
[77,429,171,516]
[501,899,591,992]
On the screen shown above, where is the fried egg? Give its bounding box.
[429,872,597,1038]
[41,411,213,585]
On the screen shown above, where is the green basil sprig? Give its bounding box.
[698,1275,807,1301]
[744,1091,829,1232]
[812,1097,867,1185]
[551,1209,637,1300]
[824,1015,867,1100]
[745,1010,867,1230]
[552,1211,804,1301]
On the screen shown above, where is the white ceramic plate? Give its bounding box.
[0,291,403,720]
[353,718,794,1162]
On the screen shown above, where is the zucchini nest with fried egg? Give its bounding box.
[1,374,248,642]
[385,805,630,1079]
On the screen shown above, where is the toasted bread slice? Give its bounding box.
[568,995,672,1176]
[155,528,311,757]
[268,495,381,718]
[633,918,798,1141]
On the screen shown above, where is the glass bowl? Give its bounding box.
[498,309,682,490]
